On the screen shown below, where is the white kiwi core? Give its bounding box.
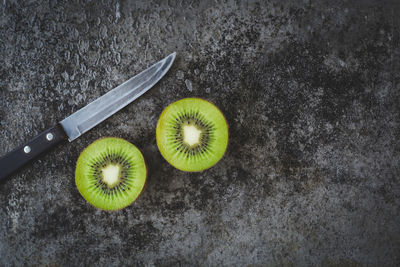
[183,124,202,147]
[101,164,121,187]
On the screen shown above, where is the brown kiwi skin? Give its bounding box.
[157,97,230,172]
[77,137,148,212]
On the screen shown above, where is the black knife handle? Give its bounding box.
[0,124,68,182]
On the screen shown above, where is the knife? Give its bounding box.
[0,52,176,181]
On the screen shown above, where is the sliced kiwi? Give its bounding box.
[75,137,147,211]
[156,98,228,172]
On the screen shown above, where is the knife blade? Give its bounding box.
[0,52,176,181]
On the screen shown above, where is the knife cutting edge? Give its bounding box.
[0,52,176,181]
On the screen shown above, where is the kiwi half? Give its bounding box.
[156,98,228,172]
[75,137,147,211]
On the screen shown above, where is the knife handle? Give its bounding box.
[0,124,68,182]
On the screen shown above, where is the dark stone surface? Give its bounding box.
[1,0,400,266]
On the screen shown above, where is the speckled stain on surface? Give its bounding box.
[0,0,400,266]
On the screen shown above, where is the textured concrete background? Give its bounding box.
[1,0,400,266]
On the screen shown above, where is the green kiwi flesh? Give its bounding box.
[156,98,228,172]
[75,137,147,211]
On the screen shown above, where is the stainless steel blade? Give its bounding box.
[60,52,176,141]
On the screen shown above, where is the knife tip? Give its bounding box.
[164,52,177,66]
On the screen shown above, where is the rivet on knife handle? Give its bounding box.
[0,124,68,181]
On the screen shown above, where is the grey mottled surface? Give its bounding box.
[1,0,400,266]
